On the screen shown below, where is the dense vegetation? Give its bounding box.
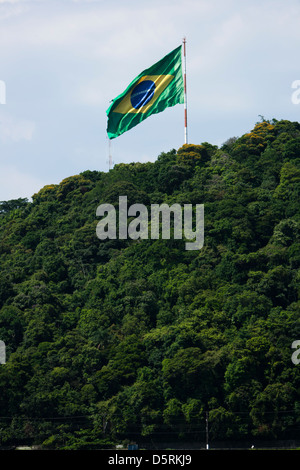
[0,118,299,449]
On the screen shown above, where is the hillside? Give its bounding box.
[0,118,299,449]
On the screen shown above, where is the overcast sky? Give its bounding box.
[1,0,300,201]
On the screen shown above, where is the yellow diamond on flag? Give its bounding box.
[113,74,174,115]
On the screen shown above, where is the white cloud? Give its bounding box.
[0,0,300,201]
[75,79,107,107]
[0,0,44,3]
[0,164,45,201]
[0,112,35,141]
[0,1,220,60]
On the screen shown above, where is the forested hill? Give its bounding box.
[0,118,299,449]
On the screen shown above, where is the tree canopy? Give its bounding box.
[0,118,299,449]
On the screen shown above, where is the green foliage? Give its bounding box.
[0,119,299,448]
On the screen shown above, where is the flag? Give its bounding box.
[106,45,184,139]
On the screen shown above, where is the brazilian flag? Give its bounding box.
[106,45,184,139]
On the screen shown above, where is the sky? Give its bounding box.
[1,0,300,201]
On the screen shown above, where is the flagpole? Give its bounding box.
[183,37,188,144]
[107,137,114,171]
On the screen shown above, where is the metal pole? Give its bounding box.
[108,138,114,170]
[206,411,209,450]
[183,37,188,144]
